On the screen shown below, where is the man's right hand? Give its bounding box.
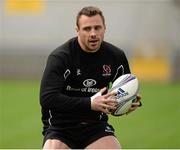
[91,87,118,114]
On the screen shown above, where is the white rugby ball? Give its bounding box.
[109,74,139,116]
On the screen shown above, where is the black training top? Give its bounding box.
[40,37,130,132]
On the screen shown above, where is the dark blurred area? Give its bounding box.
[0,0,180,81]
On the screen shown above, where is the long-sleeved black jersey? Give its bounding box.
[40,37,130,132]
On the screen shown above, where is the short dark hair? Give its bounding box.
[76,6,105,28]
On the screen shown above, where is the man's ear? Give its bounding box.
[104,24,106,32]
[76,26,79,35]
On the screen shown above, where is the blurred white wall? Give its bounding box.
[0,0,180,80]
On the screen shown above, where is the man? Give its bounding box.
[40,6,141,149]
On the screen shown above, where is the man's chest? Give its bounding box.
[63,62,123,96]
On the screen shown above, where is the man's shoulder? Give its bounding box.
[50,37,77,57]
[102,41,125,55]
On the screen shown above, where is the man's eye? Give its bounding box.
[84,27,91,31]
[95,26,102,31]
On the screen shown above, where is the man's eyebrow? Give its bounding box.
[83,25,102,28]
[82,26,91,30]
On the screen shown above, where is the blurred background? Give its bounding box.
[0,0,180,148]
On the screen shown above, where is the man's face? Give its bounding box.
[76,14,106,52]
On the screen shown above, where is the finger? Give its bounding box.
[132,101,142,107]
[99,87,107,95]
[104,99,118,107]
[106,101,118,107]
[101,102,117,111]
[104,91,117,99]
[128,107,136,113]
[128,103,139,112]
[139,101,142,107]
[126,100,142,115]
[105,108,112,114]
[129,106,137,111]
[104,107,115,114]
[126,107,135,115]
[132,102,140,107]
[99,106,111,114]
[136,94,142,101]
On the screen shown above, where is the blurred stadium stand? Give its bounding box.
[0,0,180,81]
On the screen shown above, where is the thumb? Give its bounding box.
[99,87,107,95]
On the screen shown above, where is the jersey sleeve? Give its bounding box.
[121,50,131,74]
[40,55,91,112]
[113,49,131,81]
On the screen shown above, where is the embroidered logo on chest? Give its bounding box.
[83,79,96,87]
[76,68,81,76]
[102,65,111,77]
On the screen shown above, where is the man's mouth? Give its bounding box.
[89,40,99,44]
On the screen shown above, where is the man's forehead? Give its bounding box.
[78,14,104,27]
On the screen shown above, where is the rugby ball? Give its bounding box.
[109,74,139,116]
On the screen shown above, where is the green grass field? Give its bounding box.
[0,80,180,148]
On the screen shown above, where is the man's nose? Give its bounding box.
[90,29,96,37]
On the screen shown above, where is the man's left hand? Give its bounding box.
[126,94,142,115]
